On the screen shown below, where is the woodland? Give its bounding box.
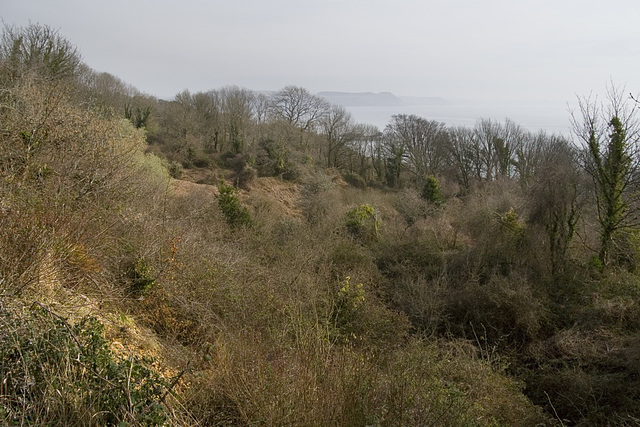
[2,23,640,426]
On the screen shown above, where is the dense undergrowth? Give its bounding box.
[2,23,640,425]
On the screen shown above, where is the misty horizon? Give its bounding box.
[315,90,573,134]
[2,0,638,108]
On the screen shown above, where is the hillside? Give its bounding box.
[3,23,640,426]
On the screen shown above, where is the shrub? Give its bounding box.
[0,305,169,426]
[445,272,548,346]
[0,23,82,84]
[256,138,306,180]
[329,276,366,339]
[299,171,340,223]
[168,160,183,179]
[496,206,526,238]
[231,155,257,189]
[0,212,48,297]
[345,204,379,241]
[127,257,157,296]
[375,234,444,281]
[192,155,211,168]
[343,172,367,189]
[217,180,253,229]
[190,329,547,426]
[526,326,640,425]
[393,188,429,229]
[387,276,448,335]
[421,175,443,204]
[608,229,640,272]
[329,240,376,278]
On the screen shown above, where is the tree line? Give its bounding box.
[123,78,639,269]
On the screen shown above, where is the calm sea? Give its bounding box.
[345,100,574,135]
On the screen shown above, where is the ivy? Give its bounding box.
[0,304,170,426]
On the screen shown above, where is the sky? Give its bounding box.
[1,0,639,120]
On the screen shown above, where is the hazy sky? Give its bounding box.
[1,0,639,104]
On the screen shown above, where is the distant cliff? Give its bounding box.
[317,91,447,107]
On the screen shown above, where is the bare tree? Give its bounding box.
[384,114,448,183]
[76,69,137,113]
[472,118,499,181]
[192,90,223,152]
[319,105,355,168]
[269,86,329,131]
[513,131,569,187]
[527,135,582,275]
[0,23,82,84]
[220,86,256,153]
[252,92,271,124]
[500,118,527,178]
[348,124,381,180]
[447,126,479,189]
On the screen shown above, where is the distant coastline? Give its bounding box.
[317,91,447,107]
[317,92,572,135]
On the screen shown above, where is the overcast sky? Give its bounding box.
[1,0,639,105]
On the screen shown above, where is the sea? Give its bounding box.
[344,99,574,136]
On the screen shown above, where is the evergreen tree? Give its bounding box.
[574,87,640,266]
[590,116,631,264]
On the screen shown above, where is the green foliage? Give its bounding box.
[256,136,309,181]
[124,102,152,129]
[497,206,526,238]
[338,277,365,312]
[589,116,631,265]
[613,229,640,271]
[231,134,244,154]
[257,139,289,177]
[127,257,157,296]
[328,276,366,343]
[385,153,403,187]
[588,255,605,273]
[0,306,168,426]
[345,204,380,240]
[217,180,253,229]
[420,175,443,204]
